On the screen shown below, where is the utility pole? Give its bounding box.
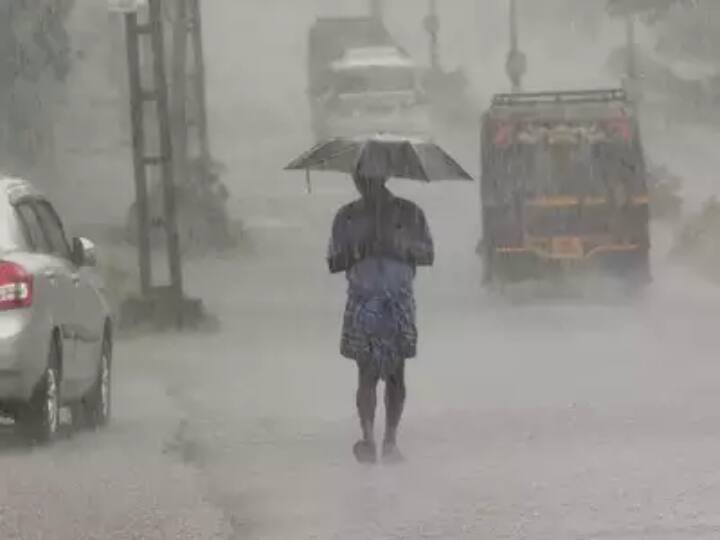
[624,14,641,102]
[424,0,440,71]
[168,0,211,176]
[505,0,527,92]
[171,0,225,249]
[122,6,151,297]
[149,0,184,321]
[626,15,637,80]
[509,0,518,55]
[111,0,203,328]
[171,0,189,194]
[188,0,212,180]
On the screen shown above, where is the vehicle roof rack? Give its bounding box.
[492,89,628,107]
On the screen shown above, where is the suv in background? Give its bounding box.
[0,176,112,443]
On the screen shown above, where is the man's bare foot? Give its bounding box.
[353,440,377,464]
[381,441,405,464]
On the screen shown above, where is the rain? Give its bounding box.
[1,1,720,538]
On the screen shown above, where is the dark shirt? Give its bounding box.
[331,192,432,370]
[327,192,434,276]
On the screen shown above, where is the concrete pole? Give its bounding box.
[427,0,439,71]
[170,0,189,190]
[505,0,526,92]
[626,15,637,81]
[149,0,185,321]
[509,0,518,54]
[624,14,641,101]
[124,12,151,296]
[189,0,211,178]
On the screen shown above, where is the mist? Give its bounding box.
[1,1,720,539]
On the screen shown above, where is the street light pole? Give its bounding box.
[625,14,639,97]
[621,13,644,103]
[426,0,439,71]
[505,0,526,92]
[509,0,518,55]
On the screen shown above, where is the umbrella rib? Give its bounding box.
[286,136,474,181]
[289,141,361,171]
[284,139,332,169]
[313,143,360,167]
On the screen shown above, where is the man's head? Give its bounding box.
[353,173,389,200]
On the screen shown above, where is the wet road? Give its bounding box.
[3,188,720,539]
[161,216,720,540]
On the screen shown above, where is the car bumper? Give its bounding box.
[494,242,644,262]
[0,313,45,402]
[489,244,650,283]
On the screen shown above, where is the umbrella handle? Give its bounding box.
[305,169,312,194]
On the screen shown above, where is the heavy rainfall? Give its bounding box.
[1,0,720,538]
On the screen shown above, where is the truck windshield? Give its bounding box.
[332,67,415,94]
[488,141,642,202]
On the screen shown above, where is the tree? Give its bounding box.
[0,0,75,174]
[606,0,695,18]
[654,2,720,64]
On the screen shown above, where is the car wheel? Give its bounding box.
[73,334,111,430]
[18,338,61,444]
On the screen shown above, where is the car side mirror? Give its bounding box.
[72,237,97,267]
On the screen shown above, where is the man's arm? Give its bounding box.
[372,204,434,267]
[408,208,434,267]
[328,250,354,274]
[327,207,360,274]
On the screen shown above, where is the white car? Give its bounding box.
[0,177,112,443]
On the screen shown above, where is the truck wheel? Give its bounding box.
[623,251,652,292]
[481,242,495,286]
[18,339,61,444]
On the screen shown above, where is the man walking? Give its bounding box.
[328,173,434,464]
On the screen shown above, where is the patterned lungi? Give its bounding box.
[340,285,417,381]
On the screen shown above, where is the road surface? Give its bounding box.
[3,169,720,539]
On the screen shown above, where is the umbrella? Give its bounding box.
[284,133,473,182]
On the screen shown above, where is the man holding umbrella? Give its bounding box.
[329,171,434,463]
[286,134,472,464]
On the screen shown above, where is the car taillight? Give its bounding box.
[0,261,32,310]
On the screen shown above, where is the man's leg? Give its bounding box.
[354,361,379,463]
[383,358,406,460]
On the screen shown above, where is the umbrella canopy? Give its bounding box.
[285,134,473,182]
